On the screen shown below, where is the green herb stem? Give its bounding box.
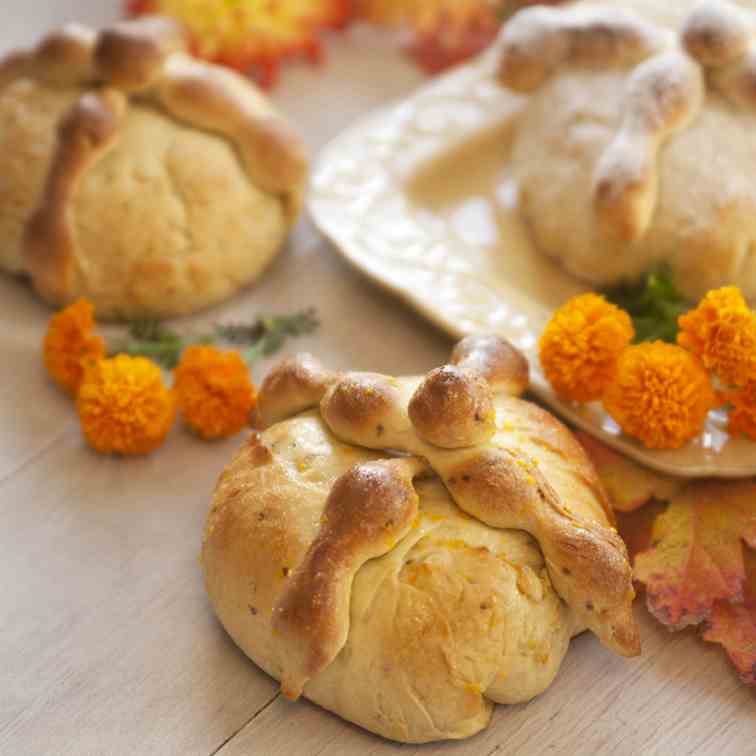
[603,266,691,344]
[110,308,319,370]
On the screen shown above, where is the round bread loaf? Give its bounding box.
[0,18,307,319]
[499,0,756,300]
[202,337,639,743]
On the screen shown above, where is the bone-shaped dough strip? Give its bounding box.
[320,372,638,657]
[151,55,308,219]
[451,334,529,396]
[273,457,426,700]
[711,47,756,110]
[0,24,96,88]
[25,90,128,305]
[408,335,531,449]
[593,51,704,243]
[94,16,187,91]
[682,0,752,68]
[256,353,339,428]
[498,5,665,93]
[256,338,638,655]
[682,1,756,112]
[255,334,529,438]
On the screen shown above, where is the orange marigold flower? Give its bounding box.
[603,342,718,450]
[678,286,756,387]
[539,293,635,403]
[174,346,257,440]
[724,379,756,441]
[43,299,106,396]
[127,0,351,87]
[77,355,175,455]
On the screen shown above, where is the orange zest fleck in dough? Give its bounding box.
[174,345,257,440]
[43,299,106,396]
[724,379,756,441]
[603,342,718,450]
[678,286,756,388]
[77,355,175,455]
[539,293,635,403]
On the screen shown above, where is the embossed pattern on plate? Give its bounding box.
[309,48,756,479]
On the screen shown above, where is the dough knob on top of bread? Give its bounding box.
[202,335,640,743]
[497,0,756,301]
[0,17,307,319]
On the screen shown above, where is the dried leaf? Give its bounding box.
[615,500,668,567]
[704,548,756,685]
[634,481,756,630]
[576,419,756,685]
[575,431,683,512]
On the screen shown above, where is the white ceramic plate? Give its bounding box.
[309,47,756,479]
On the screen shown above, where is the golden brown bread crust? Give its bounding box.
[321,372,412,448]
[155,55,307,220]
[203,336,639,742]
[93,17,187,91]
[592,50,704,242]
[0,17,307,318]
[682,0,751,67]
[0,24,97,87]
[256,353,339,428]
[319,372,638,657]
[203,412,577,743]
[408,365,497,449]
[450,333,530,396]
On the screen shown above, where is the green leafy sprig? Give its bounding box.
[603,267,691,344]
[112,308,319,369]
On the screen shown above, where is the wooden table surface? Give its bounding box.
[1,3,754,755]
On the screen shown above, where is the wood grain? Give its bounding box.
[0,4,754,756]
[216,611,756,756]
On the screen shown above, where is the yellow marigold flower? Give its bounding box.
[43,299,106,396]
[539,293,635,403]
[77,355,175,455]
[603,342,718,450]
[724,379,756,441]
[678,286,756,387]
[174,346,257,440]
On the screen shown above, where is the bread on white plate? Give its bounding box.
[499,0,756,300]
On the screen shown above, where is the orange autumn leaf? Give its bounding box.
[358,0,501,73]
[615,501,669,569]
[704,548,756,685]
[405,15,500,74]
[634,481,756,630]
[575,431,683,512]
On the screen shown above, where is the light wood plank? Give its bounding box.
[0,428,278,756]
[215,610,756,756]
[0,279,81,480]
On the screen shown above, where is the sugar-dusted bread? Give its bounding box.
[0,18,307,319]
[202,336,639,743]
[499,0,756,300]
